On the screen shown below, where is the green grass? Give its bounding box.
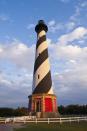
[14,122,87,131]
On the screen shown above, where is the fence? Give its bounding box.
[0,116,87,124]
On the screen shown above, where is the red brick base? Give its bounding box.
[28,94,59,118]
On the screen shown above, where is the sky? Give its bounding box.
[0,0,87,107]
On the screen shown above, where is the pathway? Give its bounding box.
[0,124,13,131]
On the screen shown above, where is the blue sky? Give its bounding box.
[0,0,87,107]
[0,0,79,44]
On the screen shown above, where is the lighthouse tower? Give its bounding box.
[28,20,59,118]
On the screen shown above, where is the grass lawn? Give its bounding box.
[14,122,87,131]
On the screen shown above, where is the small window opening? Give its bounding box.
[38,74,40,79]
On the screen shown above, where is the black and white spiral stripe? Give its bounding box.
[33,29,53,94]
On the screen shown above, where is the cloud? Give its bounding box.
[58,26,87,44]
[48,1,87,34]
[53,67,87,105]
[0,40,35,70]
[0,68,32,107]
[59,0,70,3]
[48,27,87,62]
[80,1,87,7]
[70,1,87,24]
[0,40,35,107]
[48,20,63,33]
[65,21,76,31]
[27,24,35,30]
[48,20,76,33]
[0,72,11,87]
[48,20,55,26]
[0,14,10,21]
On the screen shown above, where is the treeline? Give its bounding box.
[0,105,87,117]
[0,107,28,117]
[58,105,87,115]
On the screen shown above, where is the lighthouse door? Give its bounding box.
[36,99,41,112]
[45,98,53,112]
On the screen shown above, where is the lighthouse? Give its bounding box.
[28,20,59,118]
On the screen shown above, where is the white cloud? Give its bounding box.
[53,66,87,105]
[48,20,63,33]
[0,14,10,21]
[48,20,55,26]
[70,1,87,24]
[48,1,87,34]
[80,1,87,7]
[59,0,70,3]
[0,47,3,53]
[0,68,32,107]
[58,27,87,44]
[48,20,76,33]
[27,24,35,30]
[48,27,87,64]
[65,21,76,30]
[0,40,35,107]
[55,45,82,59]
[0,40,35,69]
